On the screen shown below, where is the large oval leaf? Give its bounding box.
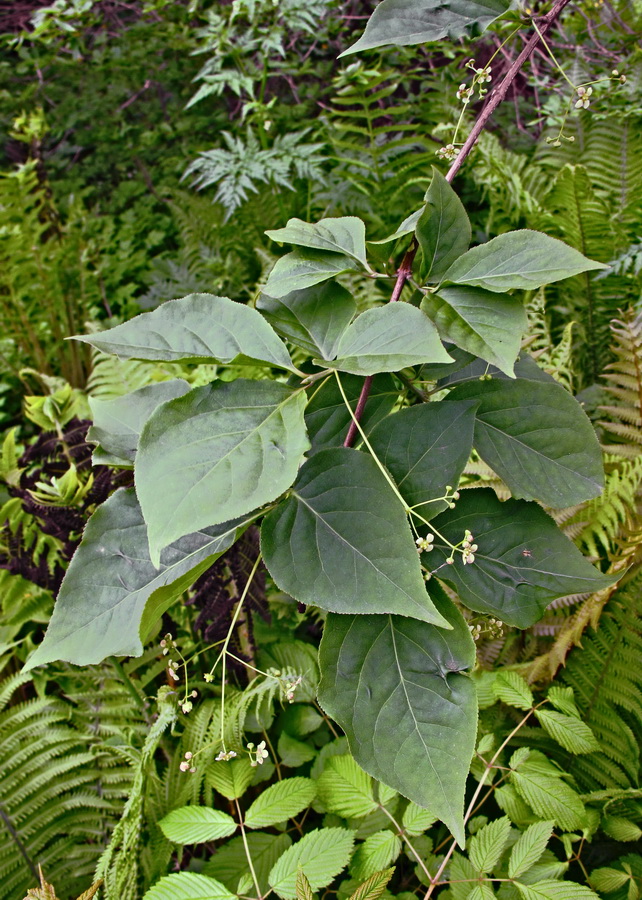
[261,448,449,626]
[266,217,368,267]
[136,380,310,565]
[159,807,237,843]
[417,168,471,282]
[304,373,397,452]
[447,378,604,507]
[24,489,246,669]
[317,587,477,845]
[263,249,356,298]
[427,489,617,627]
[74,293,296,372]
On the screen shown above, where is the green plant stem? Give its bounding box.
[235,797,263,900]
[378,804,433,883]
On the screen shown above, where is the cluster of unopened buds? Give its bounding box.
[436,143,457,161]
[284,675,303,703]
[247,740,269,767]
[611,68,627,84]
[181,690,198,714]
[462,530,478,565]
[469,617,504,641]
[179,751,196,774]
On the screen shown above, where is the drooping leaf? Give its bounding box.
[304,373,397,452]
[74,293,296,372]
[341,0,512,55]
[266,217,369,267]
[136,380,309,565]
[316,755,378,819]
[369,400,477,517]
[158,807,238,844]
[142,872,236,900]
[87,380,191,466]
[24,489,244,669]
[350,831,402,881]
[427,489,617,628]
[347,869,395,900]
[421,286,526,376]
[257,282,357,359]
[261,448,449,626]
[203,833,292,896]
[244,778,317,829]
[514,881,599,899]
[534,710,600,755]
[319,304,452,375]
[263,249,356,298]
[317,587,477,845]
[268,828,355,900]
[468,816,511,873]
[508,821,555,879]
[417,168,471,281]
[493,672,534,710]
[207,756,255,801]
[446,379,604,507]
[440,230,607,293]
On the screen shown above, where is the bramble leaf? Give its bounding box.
[508,821,554,879]
[493,672,534,710]
[142,873,236,900]
[244,778,317,829]
[158,807,237,844]
[468,816,511,873]
[534,710,600,755]
[316,755,378,819]
[268,828,355,900]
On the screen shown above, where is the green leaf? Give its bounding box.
[467,887,496,900]
[602,817,642,841]
[347,869,395,900]
[341,0,512,55]
[278,731,318,767]
[87,380,191,466]
[296,869,316,900]
[75,293,296,372]
[268,828,355,900]
[422,287,526,377]
[427,489,617,628]
[244,777,317,828]
[319,304,452,375]
[402,802,436,836]
[305,374,397,452]
[590,868,631,892]
[510,753,586,832]
[508,821,554,879]
[446,379,604,507]
[158,807,237,844]
[546,687,579,718]
[24,489,243,669]
[417,168,471,281]
[350,831,402,881]
[264,249,356,298]
[207,756,255,800]
[493,672,534,710]
[534,710,600,755]
[257,282,357,359]
[369,400,477,517]
[316,755,378,819]
[468,816,511,874]
[142,872,236,900]
[266,217,369,268]
[317,587,477,845]
[203,833,292,896]
[261,448,449,626]
[514,881,599,899]
[441,230,607,293]
[137,380,309,565]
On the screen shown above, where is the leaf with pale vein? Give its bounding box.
[268,828,355,900]
[142,872,236,900]
[263,249,356,298]
[159,807,237,844]
[508,821,554,879]
[244,778,317,829]
[468,816,511,873]
[266,217,369,267]
[417,168,471,281]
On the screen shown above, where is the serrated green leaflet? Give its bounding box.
[136,380,309,565]
[316,755,378,819]
[305,373,397,452]
[319,304,452,375]
[268,828,355,900]
[266,216,369,267]
[417,168,471,281]
[441,230,607,293]
[369,400,477,517]
[257,282,357,359]
[467,887,496,900]
[264,249,356,298]
[468,816,511,873]
[347,869,395,900]
[158,807,237,844]
[446,379,604,507]
[317,587,477,845]
[508,821,554,879]
[402,802,436,835]
[142,872,236,900]
[535,710,600,754]
[589,868,631,893]
[296,870,315,900]
[207,756,255,800]
[88,379,191,467]
[341,0,512,55]
[514,881,599,899]
[422,286,526,376]
[428,489,617,628]
[203,833,292,896]
[261,448,449,626]
[24,489,245,669]
[74,293,297,372]
[493,672,534,710]
[350,831,402,881]
[244,777,316,828]
[510,753,586,831]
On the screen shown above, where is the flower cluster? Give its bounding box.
[436,143,458,161]
[462,530,478,565]
[469,617,504,642]
[575,85,592,109]
[181,690,198,714]
[247,740,269,767]
[456,83,473,103]
[416,533,435,553]
[284,675,303,703]
[215,749,238,762]
[179,751,196,774]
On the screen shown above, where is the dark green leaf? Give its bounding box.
[263,250,356,298]
[261,448,449,626]
[87,380,191,467]
[317,587,477,845]
[417,168,471,281]
[266,217,369,267]
[422,286,526,376]
[441,230,607,293]
[136,380,309,565]
[446,379,604,507]
[320,304,452,375]
[369,400,477,517]
[341,0,512,55]
[257,282,356,359]
[24,489,244,669]
[304,374,397,452]
[74,293,296,372]
[427,489,617,628]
